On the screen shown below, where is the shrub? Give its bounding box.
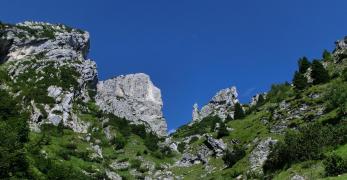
[293,71,308,90]
[131,124,147,137]
[144,132,159,151]
[342,68,347,81]
[311,60,330,84]
[130,159,142,169]
[217,122,229,139]
[298,57,311,74]
[177,142,186,153]
[223,145,246,168]
[0,90,30,178]
[264,123,347,173]
[324,81,347,115]
[324,154,347,177]
[112,135,127,150]
[189,136,199,144]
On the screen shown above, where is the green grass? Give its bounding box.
[226,111,271,144]
[273,161,325,180]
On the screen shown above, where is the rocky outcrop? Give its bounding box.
[205,135,227,157]
[1,21,97,132]
[176,145,213,167]
[192,86,239,122]
[334,36,347,63]
[249,137,278,175]
[250,93,266,107]
[2,21,89,62]
[96,73,167,137]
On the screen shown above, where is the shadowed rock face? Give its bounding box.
[96,73,168,137]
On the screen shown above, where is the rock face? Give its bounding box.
[96,73,168,136]
[192,86,239,122]
[0,21,98,132]
[334,36,347,62]
[2,21,89,62]
[1,21,169,137]
[249,137,278,175]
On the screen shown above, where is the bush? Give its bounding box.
[342,68,347,81]
[130,159,142,169]
[131,124,147,137]
[217,122,229,139]
[293,71,308,90]
[311,60,330,84]
[324,81,347,115]
[112,135,127,150]
[324,154,347,177]
[264,123,347,173]
[223,145,246,168]
[177,142,186,153]
[0,90,30,178]
[144,132,159,152]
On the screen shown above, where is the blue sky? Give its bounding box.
[2,0,347,131]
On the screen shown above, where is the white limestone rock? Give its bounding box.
[3,21,89,62]
[96,73,168,137]
[192,86,239,122]
[249,137,278,175]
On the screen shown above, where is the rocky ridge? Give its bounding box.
[192,86,239,123]
[0,21,166,136]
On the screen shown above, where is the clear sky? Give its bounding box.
[2,0,347,131]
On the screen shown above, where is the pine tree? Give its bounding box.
[293,71,308,90]
[311,60,330,84]
[298,57,311,74]
[257,94,265,106]
[322,49,332,61]
[234,102,245,120]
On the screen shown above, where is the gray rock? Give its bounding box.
[205,135,227,157]
[3,21,89,62]
[96,73,167,137]
[291,175,306,180]
[249,137,278,175]
[192,86,239,122]
[106,170,122,180]
[110,161,130,171]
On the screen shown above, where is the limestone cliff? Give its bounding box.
[96,73,168,137]
[0,21,167,136]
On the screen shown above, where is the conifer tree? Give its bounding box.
[234,102,245,120]
[293,71,308,90]
[298,57,311,74]
[322,49,332,61]
[311,60,329,84]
